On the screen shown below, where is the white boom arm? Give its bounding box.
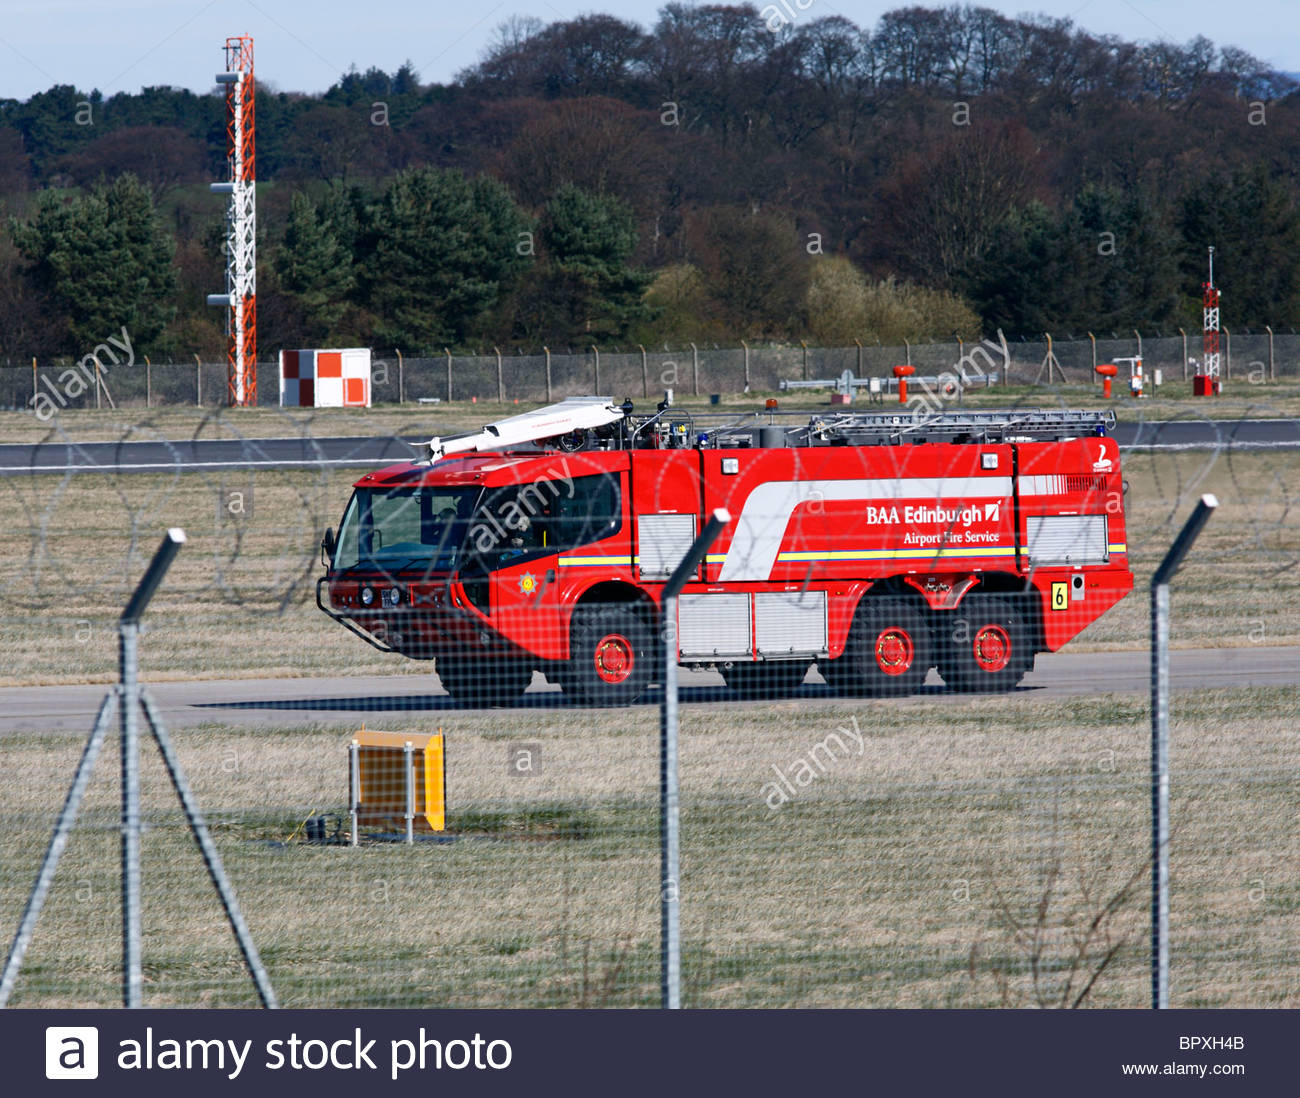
[428,397,625,460]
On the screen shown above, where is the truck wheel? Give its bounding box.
[722,661,809,698]
[565,604,653,706]
[830,597,931,697]
[938,594,1032,693]
[437,657,533,707]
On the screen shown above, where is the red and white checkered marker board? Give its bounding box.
[280,348,371,407]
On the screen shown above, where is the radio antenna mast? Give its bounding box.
[206,35,257,407]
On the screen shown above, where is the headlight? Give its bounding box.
[360,586,375,606]
[382,586,401,608]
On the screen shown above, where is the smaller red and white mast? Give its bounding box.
[1201,245,1220,390]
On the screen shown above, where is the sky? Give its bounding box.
[0,0,1296,102]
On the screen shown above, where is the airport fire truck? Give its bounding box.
[317,397,1133,705]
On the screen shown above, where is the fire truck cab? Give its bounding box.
[318,397,1133,706]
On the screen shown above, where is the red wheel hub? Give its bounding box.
[874,627,914,676]
[594,633,634,683]
[973,624,1012,673]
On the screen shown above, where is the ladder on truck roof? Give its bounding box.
[692,407,1115,449]
[795,407,1115,446]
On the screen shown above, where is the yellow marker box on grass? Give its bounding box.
[350,729,446,833]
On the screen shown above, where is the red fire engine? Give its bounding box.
[318,397,1133,705]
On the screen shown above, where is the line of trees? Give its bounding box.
[3,3,1300,361]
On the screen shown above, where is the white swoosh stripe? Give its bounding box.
[717,477,1012,582]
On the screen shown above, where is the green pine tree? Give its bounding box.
[9,173,175,352]
[358,167,531,348]
[537,184,652,343]
[275,192,355,341]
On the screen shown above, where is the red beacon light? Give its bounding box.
[892,364,915,404]
[1095,362,1118,399]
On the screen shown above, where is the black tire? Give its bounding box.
[564,603,653,706]
[437,656,533,707]
[722,661,809,698]
[938,593,1033,693]
[829,597,931,697]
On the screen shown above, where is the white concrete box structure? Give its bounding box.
[279,348,372,407]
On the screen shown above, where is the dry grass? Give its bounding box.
[0,449,1294,686]
[1,686,1294,1007]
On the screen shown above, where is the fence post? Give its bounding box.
[1088,332,1096,375]
[2,529,279,1010]
[740,339,750,391]
[903,338,910,366]
[120,616,142,1006]
[1265,325,1274,381]
[659,507,730,1010]
[1223,327,1231,380]
[495,346,504,402]
[801,340,808,380]
[1178,329,1187,380]
[194,354,201,406]
[445,347,452,403]
[639,345,649,398]
[691,342,699,396]
[544,347,552,402]
[31,357,37,407]
[1150,495,1218,1010]
[854,338,862,378]
[396,348,404,404]
[592,345,600,394]
[145,357,151,408]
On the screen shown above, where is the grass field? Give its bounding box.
[2,685,1293,1007]
[0,448,1294,686]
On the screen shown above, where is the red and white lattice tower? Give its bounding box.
[206,36,257,406]
[1201,245,1221,391]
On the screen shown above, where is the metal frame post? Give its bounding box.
[659,508,730,1009]
[1150,494,1218,1009]
[404,741,415,845]
[349,739,360,846]
[0,694,118,1007]
[139,693,278,1008]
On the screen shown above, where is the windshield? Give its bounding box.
[333,486,480,573]
[332,472,623,575]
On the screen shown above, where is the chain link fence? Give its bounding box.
[0,403,1296,1008]
[4,330,1298,412]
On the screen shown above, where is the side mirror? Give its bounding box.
[321,527,336,566]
